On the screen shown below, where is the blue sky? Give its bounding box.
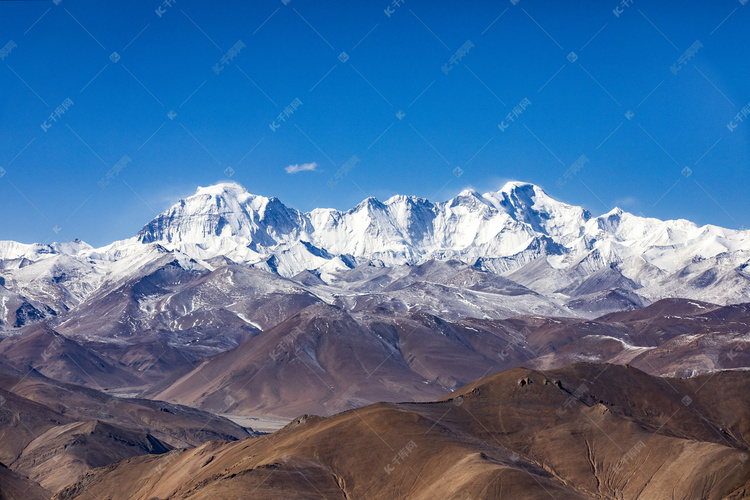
[1,0,749,246]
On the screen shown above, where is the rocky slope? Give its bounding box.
[149,296,750,418]
[53,363,750,500]
[0,361,253,494]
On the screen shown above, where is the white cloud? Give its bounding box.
[613,196,638,207]
[285,162,319,174]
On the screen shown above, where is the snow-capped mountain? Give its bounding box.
[127,181,750,301]
[120,181,748,275]
[3,180,750,409]
[131,181,584,271]
[1,180,750,331]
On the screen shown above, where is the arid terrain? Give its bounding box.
[53,364,750,499]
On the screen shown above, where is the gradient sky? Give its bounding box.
[1,0,749,246]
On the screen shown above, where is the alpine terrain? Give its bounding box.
[1,181,749,499]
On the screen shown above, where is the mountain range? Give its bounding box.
[2,181,750,497]
[3,181,750,331]
[0,182,748,409]
[0,181,747,400]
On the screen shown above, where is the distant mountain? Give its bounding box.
[129,181,750,301]
[2,181,749,331]
[2,181,749,410]
[150,297,750,417]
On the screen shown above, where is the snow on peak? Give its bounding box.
[604,207,624,217]
[496,182,558,207]
[123,180,623,272]
[497,181,566,209]
[458,188,480,197]
[384,194,429,206]
[194,182,251,197]
[19,179,745,287]
[134,182,301,260]
[498,180,541,194]
[448,189,489,210]
[351,197,385,212]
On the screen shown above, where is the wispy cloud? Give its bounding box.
[613,196,638,207]
[285,162,318,174]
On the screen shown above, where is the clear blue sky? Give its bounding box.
[1,0,749,246]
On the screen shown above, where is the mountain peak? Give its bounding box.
[458,188,480,197]
[496,181,554,205]
[194,182,254,199]
[137,182,284,247]
[603,207,624,217]
[448,188,490,210]
[187,182,276,214]
[352,197,385,211]
[499,181,541,193]
[384,194,429,206]
[196,181,246,193]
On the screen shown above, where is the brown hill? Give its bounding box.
[4,371,253,448]
[151,303,446,417]
[0,386,73,467]
[0,324,143,389]
[0,462,51,500]
[13,419,171,492]
[54,363,750,500]
[151,298,750,419]
[150,303,547,418]
[0,360,253,494]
